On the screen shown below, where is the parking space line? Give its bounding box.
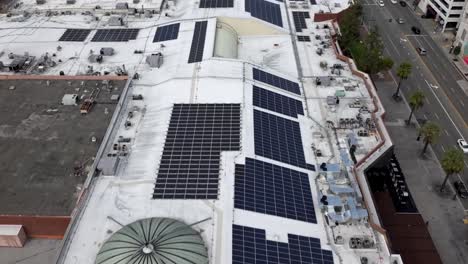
[444,129,450,136]
[464,160,468,168]
[441,145,446,152]
[460,100,465,107]
[434,112,440,120]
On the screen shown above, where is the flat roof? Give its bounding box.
[0,79,125,215]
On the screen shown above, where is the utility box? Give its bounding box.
[88,54,103,63]
[115,2,129,9]
[100,47,114,56]
[108,16,124,26]
[146,53,163,68]
[62,94,78,105]
[0,225,27,247]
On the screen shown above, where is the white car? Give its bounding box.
[378,0,385,6]
[391,0,397,3]
[458,139,468,154]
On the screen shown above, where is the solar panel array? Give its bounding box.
[233,225,334,264]
[245,0,283,27]
[253,68,301,95]
[253,110,307,168]
[234,158,317,223]
[199,0,234,8]
[153,104,241,199]
[292,12,310,32]
[153,23,180,42]
[91,29,139,42]
[59,29,91,42]
[297,35,311,42]
[188,21,208,63]
[253,86,304,118]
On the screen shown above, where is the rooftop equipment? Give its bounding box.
[100,47,114,56]
[146,53,163,68]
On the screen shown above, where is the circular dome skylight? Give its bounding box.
[95,217,209,264]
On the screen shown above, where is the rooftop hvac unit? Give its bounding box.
[116,2,129,9]
[36,0,46,4]
[66,0,76,4]
[108,16,124,26]
[100,47,115,56]
[62,94,78,105]
[88,54,103,63]
[146,53,163,68]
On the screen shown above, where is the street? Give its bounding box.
[361,0,468,209]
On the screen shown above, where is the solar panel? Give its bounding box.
[188,21,208,63]
[153,23,180,42]
[232,225,334,264]
[245,0,283,27]
[254,110,307,168]
[253,68,301,95]
[199,0,234,8]
[297,35,311,42]
[253,86,304,118]
[292,11,310,32]
[91,29,139,42]
[153,104,241,199]
[234,158,317,223]
[59,29,91,42]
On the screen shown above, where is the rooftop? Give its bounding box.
[0,0,402,264]
[0,78,126,215]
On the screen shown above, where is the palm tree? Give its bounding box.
[393,62,412,98]
[406,90,425,125]
[440,148,465,192]
[419,121,441,154]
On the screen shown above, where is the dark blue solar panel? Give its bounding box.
[153,23,180,42]
[232,225,334,264]
[253,86,304,118]
[188,21,208,63]
[200,0,234,7]
[254,110,307,168]
[91,29,139,42]
[253,68,301,95]
[245,0,283,27]
[234,158,317,223]
[292,11,310,32]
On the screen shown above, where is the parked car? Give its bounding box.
[411,26,421,34]
[457,139,468,154]
[397,18,405,24]
[399,1,407,6]
[416,47,427,55]
[378,0,385,6]
[454,181,468,199]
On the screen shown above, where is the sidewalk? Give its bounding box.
[373,77,468,264]
[412,8,468,78]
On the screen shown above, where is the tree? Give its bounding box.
[406,90,425,125]
[338,3,363,53]
[379,56,394,71]
[361,27,385,74]
[453,45,461,56]
[419,121,441,154]
[393,62,412,98]
[440,148,464,192]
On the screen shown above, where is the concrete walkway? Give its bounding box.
[373,77,468,264]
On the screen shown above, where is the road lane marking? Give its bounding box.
[423,114,428,120]
[465,161,468,168]
[460,100,465,107]
[434,112,440,119]
[424,79,464,138]
[445,129,450,136]
[441,145,446,152]
[425,98,430,105]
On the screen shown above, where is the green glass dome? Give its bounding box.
[95,218,209,264]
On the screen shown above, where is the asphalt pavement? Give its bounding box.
[361,0,468,210]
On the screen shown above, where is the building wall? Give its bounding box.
[0,215,70,239]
